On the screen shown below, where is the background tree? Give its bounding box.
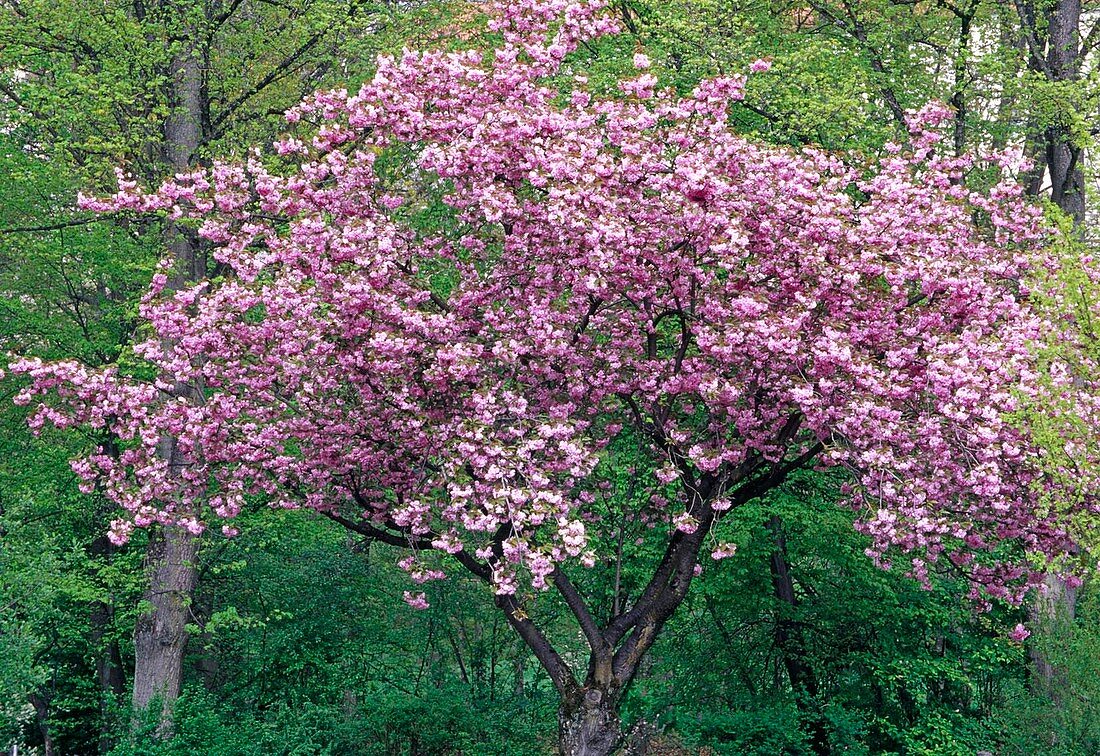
[0,0,447,744]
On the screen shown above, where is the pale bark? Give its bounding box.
[131,526,199,727]
[558,693,622,756]
[1029,572,1079,692]
[1014,0,1086,691]
[557,692,655,756]
[130,1,205,733]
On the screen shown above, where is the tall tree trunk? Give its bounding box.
[1042,23,1087,223]
[131,526,199,729]
[948,2,977,156]
[1016,0,1087,225]
[29,692,55,756]
[89,534,126,753]
[1043,0,1086,226]
[130,1,205,733]
[1014,0,1086,692]
[768,517,828,756]
[513,653,526,698]
[1029,572,1078,691]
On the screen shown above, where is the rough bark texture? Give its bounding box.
[131,526,199,727]
[948,2,977,156]
[557,695,656,756]
[130,1,205,732]
[1029,571,1079,693]
[1014,0,1085,692]
[1042,0,1086,226]
[1016,0,1086,225]
[558,692,623,756]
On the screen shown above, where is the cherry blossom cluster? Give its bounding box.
[12,0,1100,605]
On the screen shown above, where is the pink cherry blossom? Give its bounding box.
[10,0,1100,608]
[711,543,738,560]
[403,591,430,610]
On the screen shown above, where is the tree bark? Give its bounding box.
[1014,0,1086,693]
[130,3,205,732]
[557,690,655,756]
[558,691,623,756]
[768,517,828,756]
[1043,0,1086,225]
[131,526,199,730]
[1029,571,1078,692]
[1016,0,1087,225]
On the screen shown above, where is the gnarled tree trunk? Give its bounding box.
[558,690,623,756]
[557,687,654,756]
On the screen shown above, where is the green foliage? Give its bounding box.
[990,584,1100,755]
[4,1,1100,754]
[111,684,555,756]
[621,471,1028,754]
[108,512,556,756]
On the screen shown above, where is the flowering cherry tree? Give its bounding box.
[11,1,1100,752]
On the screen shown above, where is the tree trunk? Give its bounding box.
[768,516,828,756]
[1015,0,1085,692]
[130,1,205,733]
[1029,571,1078,692]
[558,692,623,756]
[1016,0,1086,224]
[29,693,55,756]
[558,691,654,756]
[88,533,126,753]
[131,526,199,730]
[1044,0,1086,227]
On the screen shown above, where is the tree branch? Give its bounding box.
[211,25,330,133]
[1011,0,1055,80]
[322,511,434,550]
[806,0,908,128]
[552,566,608,656]
[0,217,106,235]
[495,591,580,698]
